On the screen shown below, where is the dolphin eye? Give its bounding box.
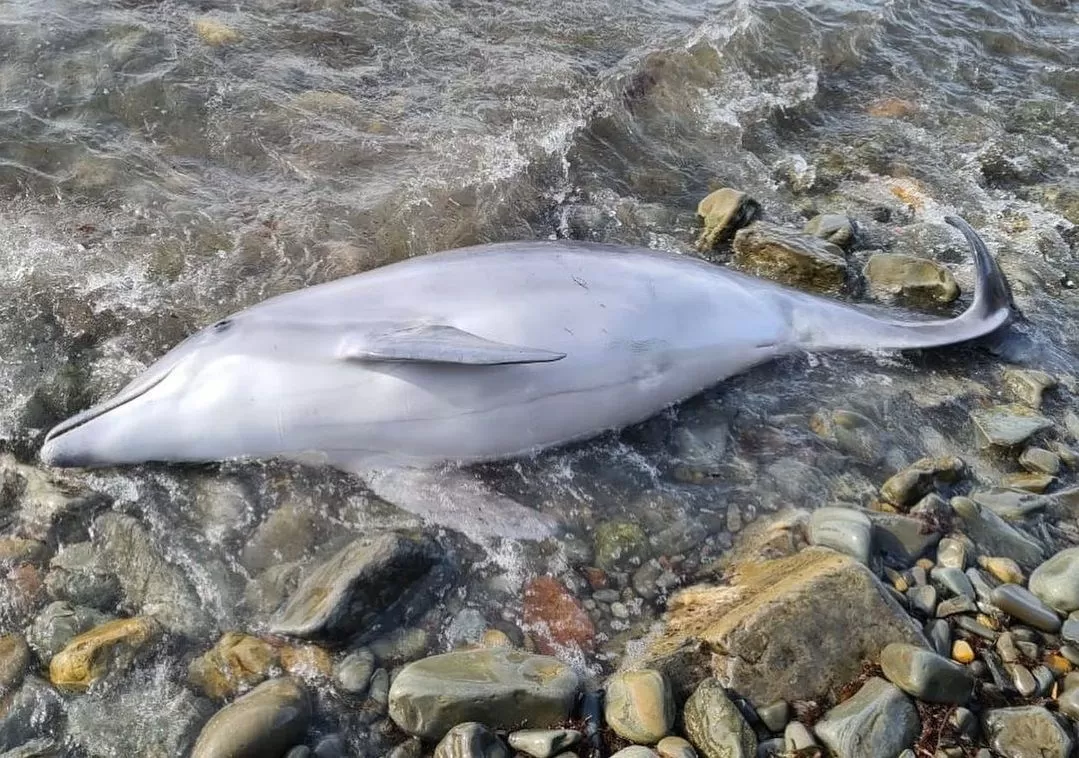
[212,319,232,333]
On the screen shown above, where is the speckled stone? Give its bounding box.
[880,643,973,704]
[604,670,674,744]
[683,678,756,758]
[983,706,1072,758]
[656,737,696,758]
[991,584,1061,633]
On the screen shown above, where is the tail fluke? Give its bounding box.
[789,215,1012,352]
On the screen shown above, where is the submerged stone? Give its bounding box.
[49,616,162,692]
[190,678,309,758]
[732,222,847,294]
[971,405,1052,448]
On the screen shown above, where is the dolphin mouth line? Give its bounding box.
[42,366,174,445]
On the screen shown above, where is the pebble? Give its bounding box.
[949,707,977,739]
[695,188,759,251]
[604,669,675,744]
[188,633,278,700]
[1019,447,1060,475]
[881,457,964,507]
[370,627,430,665]
[931,566,975,599]
[813,677,920,758]
[965,568,996,604]
[950,498,1045,571]
[26,601,111,662]
[990,584,1062,632]
[1005,663,1037,697]
[936,539,967,570]
[955,616,998,641]
[683,678,757,758]
[783,722,817,752]
[936,596,978,617]
[0,676,62,752]
[755,738,783,757]
[1000,472,1054,492]
[523,576,596,654]
[926,619,950,656]
[804,214,853,247]
[1047,653,1072,675]
[732,222,848,294]
[978,556,1024,585]
[49,616,162,692]
[507,729,579,758]
[387,649,579,740]
[611,602,629,619]
[1002,368,1056,408]
[1029,547,1079,614]
[972,404,1053,448]
[480,629,513,650]
[656,737,697,758]
[436,723,509,758]
[190,678,311,758]
[610,749,659,758]
[1032,665,1055,696]
[0,635,30,694]
[335,649,375,695]
[808,507,873,565]
[869,513,941,565]
[865,252,960,305]
[369,668,390,707]
[1062,645,1079,666]
[44,541,122,609]
[756,700,789,733]
[594,521,649,569]
[983,706,1073,758]
[996,632,1020,664]
[879,642,973,704]
[952,640,975,664]
[1063,614,1079,646]
[270,533,446,640]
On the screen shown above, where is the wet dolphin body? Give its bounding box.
[40,216,1010,539]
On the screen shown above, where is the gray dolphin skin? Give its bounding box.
[40,216,1010,539]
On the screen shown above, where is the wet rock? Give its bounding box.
[334,649,375,695]
[656,736,696,758]
[435,723,509,758]
[1029,547,1079,614]
[446,608,488,648]
[809,507,873,564]
[865,253,959,304]
[507,729,579,758]
[191,677,310,758]
[611,749,659,758]
[245,562,302,617]
[0,676,63,752]
[879,643,973,704]
[369,667,390,707]
[881,457,965,507]
[1000,472,1054,493]
[594,521,649,570]
[937,539,967,570]
[269,532,447,642]
[370,626,430,666]
[871,513,940,565]
[978,556,1024,585]
[756,700,789,733]
[695,189,759,251]
[93,513,213,638]
[732,223,847,294]
[936,596,977,617]
[809,409,882,463]
[45,542,121,610]
[908,585,937,616]
[952,640,975,664]
[926,619,950,656]
[49,616,162,692]
[803,214,853,248]
[1019,447,1060,475]
[983,706,1072,758]
[387,648,579,740]
[193,17,241,46]
[67,673,214,758]
[0,455,108,541]
[605,669,674,744]
[27,601,111,661]
[930,566,975,600]
[523,576,595,655]
[950,497,1045,570]
[0,538,46,565]
[783,722,817,753]
[188,633,278,700]
[971,405,1052,448]
[278,643,332,683]
[990,584,1061,632]
[967,568,996,603]
[1003,369,1056,408]
[682,678,756,758]
[241,503,317,574]
[814,677,919,758]
[971,488,1047,520]
[0,738,60,758]
[1005,663,1037,697]
[0,636,29,694]
[644,548,926,704]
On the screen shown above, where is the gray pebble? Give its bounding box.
[610,749,658,758]
[997,632,1020,664]
[1062,614,1079,645]
[911,565,928,586]
[809,507,873,565]
[949,707,977,739]
[434,723,509,758]
[926,619,951,656]
[936,596,977,617]
[991,584,1062,632]
[1029,547,1079,614]
[983,706,1073,758]
[507,730,580,758]
[965,569,996,604]
[955,616,999,641]
[936,539,967,570]
[610,602,629,620]
[655,737,695,758]
[593,589,619,604]
[783,722,816,752]
[1005,663,1037,697]
[1020,447,1060,475]
[909,585,937,616]
[369,668,390,708]
[931,566,975,600]
[880,643,973,704]
[756,700,789,733]
[1032,665,1055,696]
[335,650,375,695]
[814,677,920,758]
[755,738,783,758]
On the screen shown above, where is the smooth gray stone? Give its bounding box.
[926,619,950,656]
[610,749,659,758]
[971,406,1053,448]
[950,498,1045,570]
[868,513,940,565]
[334,649,375,695]
[0,739,61,758]
[1020,447,1060,475]
[1032,665,1055,696]
[997,632,1020,664]
[880,643,973,704]
[656,737,696,758]
[936,539,968,570]
[931,566,975,600]
[908,585,938,616]
[1063,614,1079,646]
[809,507,873,565]
[683,678,756,758]
[813,677,919,758]
[755,738,783,758]
[0,677,62,752]
[1005,664,1037,697]
[955,616,999,641]
[507,730,580,758]
[949,708,977,739]
[1058,687,1079,721]
[990,584,1062,632]
[936,596,977,617]
[435,723,510,758]
[190,678,310,758]
[756,701,790,733]
[1029,547,1079,614]
[604,669,675,744]
[387,649,579,740]
[983,707,1073,758]
[783,722,817,752]
[965,568,996,604]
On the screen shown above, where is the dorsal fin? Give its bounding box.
[337,323,566,365]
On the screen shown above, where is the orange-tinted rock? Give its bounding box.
[868,98,919,118]
[523,577,595,655]
[279,643,333,680]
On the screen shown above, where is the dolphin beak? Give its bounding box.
[40,365,175,468]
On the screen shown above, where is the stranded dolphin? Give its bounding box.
[40,216,1010,539]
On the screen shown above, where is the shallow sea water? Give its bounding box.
[0,0,1078,753]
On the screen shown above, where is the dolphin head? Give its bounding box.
[39,318,247,468]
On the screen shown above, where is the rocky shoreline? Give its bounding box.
[1,191,1079,757]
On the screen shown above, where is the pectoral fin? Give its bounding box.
[356,465,564,543]
[338,324,566,365]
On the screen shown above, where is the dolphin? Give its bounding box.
[40,216,1010,539]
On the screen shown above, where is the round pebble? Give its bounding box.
[979,556,1025,585]
[990,584,1062,633]
[952,641,975,664]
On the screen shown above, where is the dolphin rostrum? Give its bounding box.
[40,216,1010,539]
